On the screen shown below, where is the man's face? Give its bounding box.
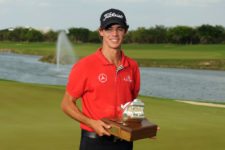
[99,24,127,50]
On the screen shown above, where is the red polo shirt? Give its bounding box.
[66,48,140,131]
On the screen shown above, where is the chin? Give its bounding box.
[110,43,121,49]
[110,46,121,50]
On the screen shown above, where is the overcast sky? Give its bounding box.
[0,0,225,31]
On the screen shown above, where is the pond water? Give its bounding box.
[141,67,225,103]
[1,53,225,103]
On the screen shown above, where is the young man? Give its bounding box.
[61,8,140,150]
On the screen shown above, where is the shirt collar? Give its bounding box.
[96,48,129,67]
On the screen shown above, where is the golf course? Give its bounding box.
[1,42,225,149]
[0,80,225,150]
[1,42,225,70]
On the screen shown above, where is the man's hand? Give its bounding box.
[89,119,111,136]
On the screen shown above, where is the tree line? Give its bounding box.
[0,24,224,44]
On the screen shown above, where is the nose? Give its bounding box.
[111,29,118,36]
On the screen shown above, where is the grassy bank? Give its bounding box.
[0,80,225,150]
[0,42,225,70]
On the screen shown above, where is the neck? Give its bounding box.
[101,47,122,67]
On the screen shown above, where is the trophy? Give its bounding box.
[102,99,158,141]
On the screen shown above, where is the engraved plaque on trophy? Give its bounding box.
[102,99,158,141]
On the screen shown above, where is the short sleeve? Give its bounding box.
[66,62,87,99]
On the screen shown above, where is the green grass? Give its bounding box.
[122,44,225,59]
[1,42,225,70]
[1,42,225,59]
[1,80,225,150]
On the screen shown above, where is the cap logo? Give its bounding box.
[103,12,123,21]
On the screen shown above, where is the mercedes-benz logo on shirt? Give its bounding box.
[98,73,107,83]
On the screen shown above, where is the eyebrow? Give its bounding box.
[105,25,124,29]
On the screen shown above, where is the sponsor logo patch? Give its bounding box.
[98,73,107,83]
[124,75,132,83]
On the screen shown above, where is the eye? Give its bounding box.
[118,27,125,32]
[105,27,113,32]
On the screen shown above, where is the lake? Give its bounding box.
[1,52,225,103]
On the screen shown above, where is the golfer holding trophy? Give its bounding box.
[61,8,158,150]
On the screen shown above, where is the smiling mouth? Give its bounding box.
[110,38,120,42]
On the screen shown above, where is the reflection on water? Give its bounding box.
[1,53,225,103]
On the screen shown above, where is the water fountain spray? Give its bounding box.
[56,30,76,70]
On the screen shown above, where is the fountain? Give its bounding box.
[56,31,76,71]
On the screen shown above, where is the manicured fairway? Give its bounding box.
[1,42,225,70]
[1,42,225,59]
[1,80,225,150]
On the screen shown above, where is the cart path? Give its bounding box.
[176,100,225,108]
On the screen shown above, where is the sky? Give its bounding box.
[0,0,225,31]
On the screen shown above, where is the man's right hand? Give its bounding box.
[88,119,111,136]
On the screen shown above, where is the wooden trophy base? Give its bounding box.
[102,118,157,141]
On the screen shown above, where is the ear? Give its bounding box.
[98,28,104,37]
[124,29,128,34]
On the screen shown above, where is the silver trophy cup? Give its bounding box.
[121,99,145,124]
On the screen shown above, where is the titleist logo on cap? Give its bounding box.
[103,12,124,21]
